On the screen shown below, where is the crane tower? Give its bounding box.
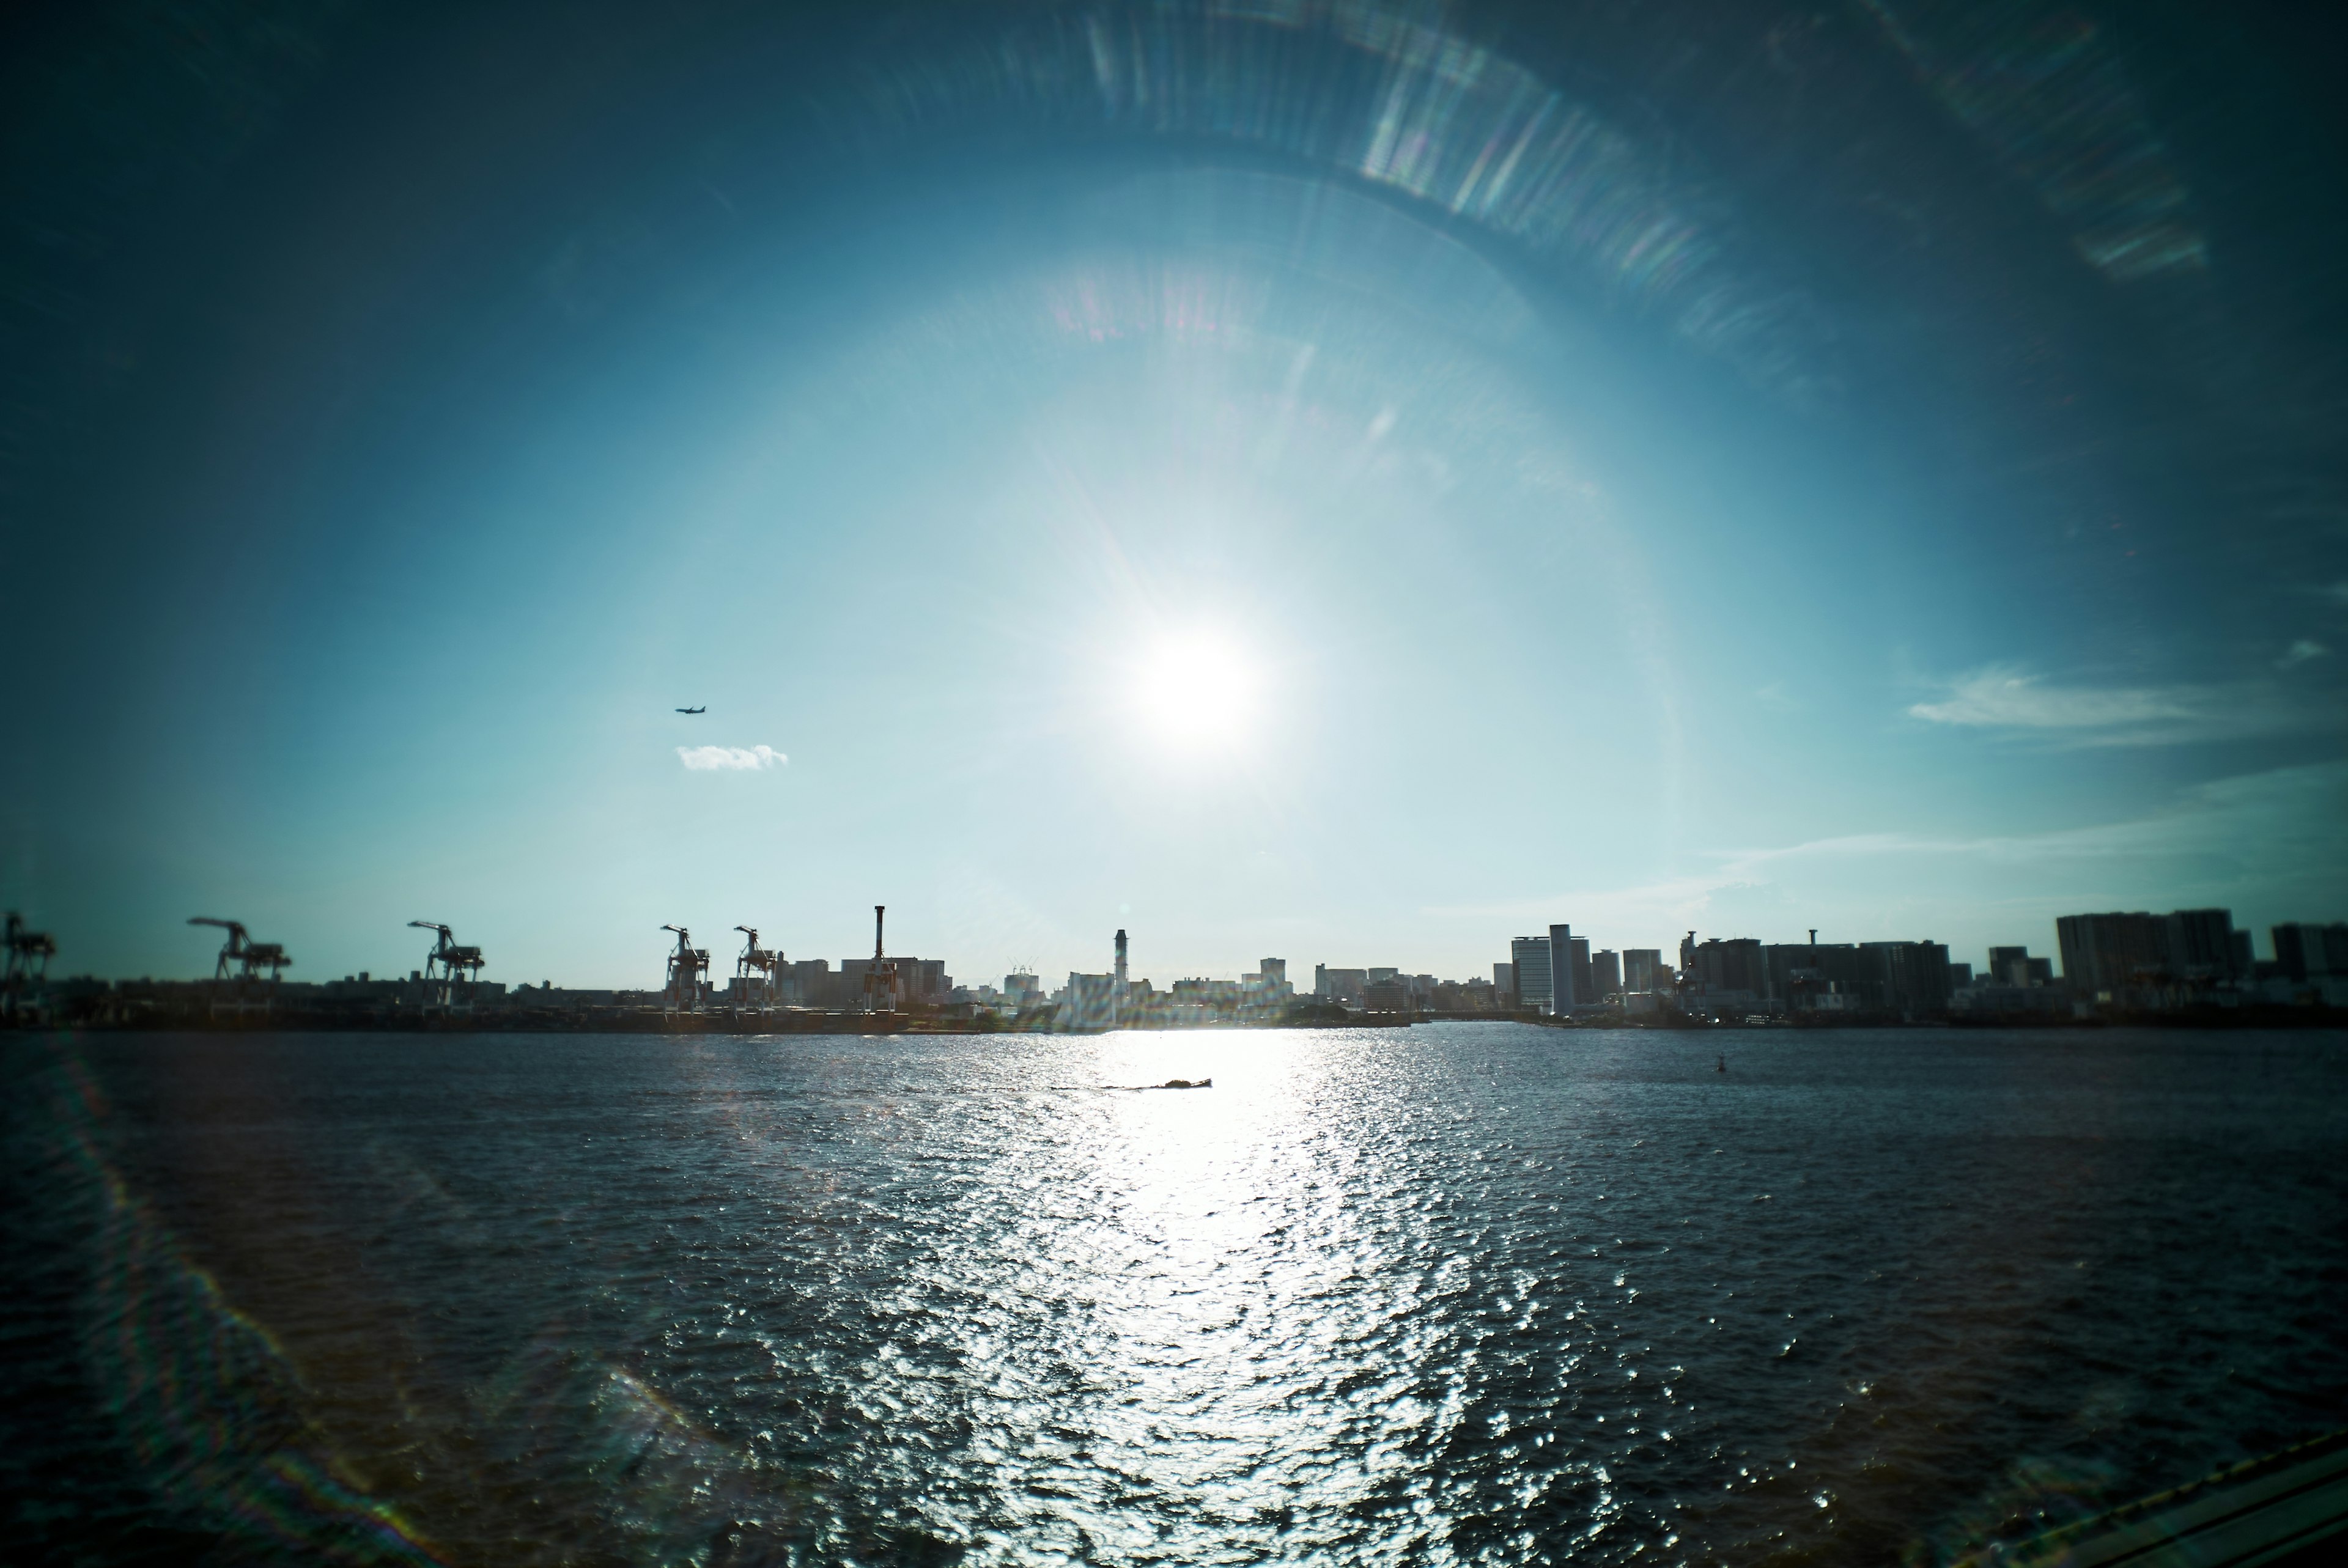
[189,916,292,1017]
[662,924,710,1014]
[408,921,485,1011]
[3,913,57,1021]
[734,926,782,1013]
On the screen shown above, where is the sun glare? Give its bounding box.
[1129,630,1261,756]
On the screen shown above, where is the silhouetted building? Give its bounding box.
[1546,924,1576,1010]
[1622,949,1663,993]
[2163,909,2239,981]
[1590,949,1620,999]
[2273,922,2348,982]
[1686,937,1766,998]
[843,955,947,1004]
[1510,936,1552,1013]
[2056,913,2173,996]
[1864,941,1953,1017]
[1982,946,2054,987]
[1493,961,1516,1004]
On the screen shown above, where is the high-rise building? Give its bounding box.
[2273,922,2348,981]
[1493,961,1516,1001]
[1511,937,1553,1013]
[1984,946,2054,987]
[1686,937,1767,997]
[2056,913,2174,995]
[1547,924,1578,1011]
[1863,941,1952,1017]
[1591,949,1621,999]
[1622,949,1662,993]
[2163,909,2237,981]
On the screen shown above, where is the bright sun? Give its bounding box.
[1129,630,1261,756]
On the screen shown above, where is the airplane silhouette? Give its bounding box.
[676,705,705,714]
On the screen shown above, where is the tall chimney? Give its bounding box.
[1809,929,1817,946]
[874,905,886,960]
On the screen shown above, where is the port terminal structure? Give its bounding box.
[408,921,485,1017]
[661,924,712,1015]
[188,916,292,1019]
[3,912,58,1024]
[733,926,783,1016]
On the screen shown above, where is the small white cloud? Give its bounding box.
[1907,666,2196,732]
[677,744,786,771]
[2278,639,2329,670]
[1905,664,2331,746]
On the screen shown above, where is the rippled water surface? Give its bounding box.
[5,1025,2346,1566]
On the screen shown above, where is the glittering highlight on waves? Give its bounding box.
[837,0,1843,411]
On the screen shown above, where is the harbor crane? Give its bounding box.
[4,913,56,987]
[863,904,901,1013]
[4,913,57,1020]
[661,924,710,1014]
[734,926,782,1010]
[189,917,292,983]
[408,921,485,1007]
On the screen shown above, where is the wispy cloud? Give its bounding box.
[2278,639,2329,670]
[1425,761,2348,947]
[1906,664,2326,746]
[677,744,787,771]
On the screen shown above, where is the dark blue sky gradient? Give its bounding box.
[4,0,2344,986]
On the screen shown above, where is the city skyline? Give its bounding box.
[4,1,2344,995]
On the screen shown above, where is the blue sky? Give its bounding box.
[5,0,2344,989]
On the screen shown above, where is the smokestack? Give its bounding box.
[874,905,886,960]
[1113,928,1129,1027]
[1809,929,1817,946]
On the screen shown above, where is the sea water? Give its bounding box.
[4,1025,2344,1565]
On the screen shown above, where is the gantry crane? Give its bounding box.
[734,926,782,1011]
[661,924,710,1014]
[4,913,57,1020]
[4,913,56,985]
[863,904,900,1013]
[408,921,485,1009]
[189,918,292,983]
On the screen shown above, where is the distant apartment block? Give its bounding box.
[1315,965,1369,1005]
[2056,909,2245,996]
[2273,922,2348,982]
[1590,949,1620,999]
[1510,937,1552,1014]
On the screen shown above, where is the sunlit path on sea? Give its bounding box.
[5,1026,2344,1565]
